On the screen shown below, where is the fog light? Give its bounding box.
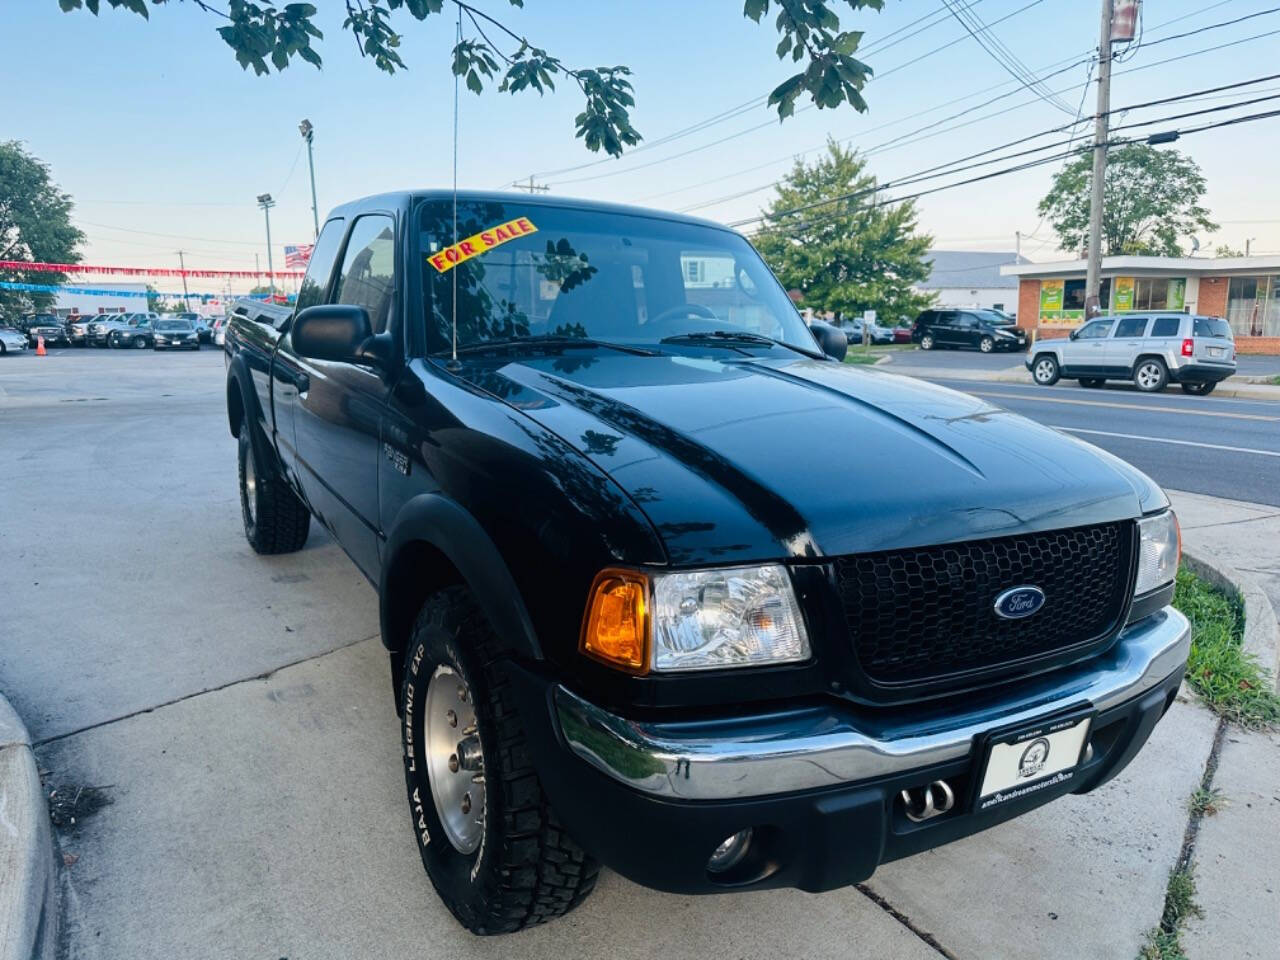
[707,828,753,873]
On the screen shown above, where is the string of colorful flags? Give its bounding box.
[0,280,295,303]
[0,259,305,279]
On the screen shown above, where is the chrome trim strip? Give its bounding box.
[555,607,1189,801]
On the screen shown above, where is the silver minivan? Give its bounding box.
[1027,313,1236,395]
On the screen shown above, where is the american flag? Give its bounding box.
[284,244,314,269]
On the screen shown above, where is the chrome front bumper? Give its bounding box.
[556,607,1190,801]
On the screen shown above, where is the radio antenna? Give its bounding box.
[447,4,462,371]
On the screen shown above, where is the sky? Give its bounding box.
[5,0,1280,297]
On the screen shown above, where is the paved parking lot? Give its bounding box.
[0,350,1230,958]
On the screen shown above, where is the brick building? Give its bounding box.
[1001,255,1280,354]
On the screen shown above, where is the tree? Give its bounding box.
[1213,244,1244,258]
[146,284,161,311]
[1037,144,1217,257]
[247,284,273,296]
[56,0,889,157]
[753,139,934,327]
[0,141,84,318]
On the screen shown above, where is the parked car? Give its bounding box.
[106,315,157,349]
[892,324,913,344]
[1027,313,1236,395]
[912,308,1028,352]
[842,318,895,345]
[153,318,200,350]
[0,325,28,355]
[172,312,212,343]
[24,314,71,348]
[211,317,227,347]
[88,313,134,346]
[225,191,1188,935]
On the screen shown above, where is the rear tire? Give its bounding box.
[1133,358,1168,393]
[1181,381,1216,396]
[401,587,598,935]
[920,333,935,351]
[1032,354,1060,386]
[238,428,310,554]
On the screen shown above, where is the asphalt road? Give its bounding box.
[0,348,1254,958]
[890,345,1280,378]
[916,376,1280,507]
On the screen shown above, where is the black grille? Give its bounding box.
[835,522,1133,686]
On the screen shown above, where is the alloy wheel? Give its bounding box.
[424,665,486,854]
[1034,359,1056,383]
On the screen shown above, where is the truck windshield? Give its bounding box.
[417,199,818,356]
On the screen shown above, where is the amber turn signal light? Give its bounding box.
[580,569,650,674]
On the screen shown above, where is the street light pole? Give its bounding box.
[299,119,320,239]
[176,250,191,312]
[1084,0,1114,317]
[257,193,276,297]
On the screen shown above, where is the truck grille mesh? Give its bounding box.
[834,522,1133,686]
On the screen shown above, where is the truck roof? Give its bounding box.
[325,190,738,236]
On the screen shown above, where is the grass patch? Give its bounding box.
[843,343,915,365]
[1174,570,1280,728]
[1187,786,1224,818]
[1139,865,1202,960]
[1269,375,1280,386]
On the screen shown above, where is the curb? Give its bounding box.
[880,364,1280,400]
[0,696,57,960]
[1181,550,1280,693]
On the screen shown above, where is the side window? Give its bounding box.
[1150,316,1181,338]
[1076,320,1112,340]
[295,218,347,315]
[333,214,396,335]
[958,314,979,329]
[1113,316,1148,338]
[937,311,960,325]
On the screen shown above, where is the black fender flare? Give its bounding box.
[225,351,260,439]
[379,493,542,661]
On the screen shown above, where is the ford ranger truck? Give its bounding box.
[224,191,1188,935]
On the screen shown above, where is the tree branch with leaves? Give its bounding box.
[56,0,889,157]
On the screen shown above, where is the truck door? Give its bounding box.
[291,213,397,579]
[273,217,347,483]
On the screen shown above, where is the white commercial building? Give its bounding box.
[54,282,148,318]
[915,250,1029,314]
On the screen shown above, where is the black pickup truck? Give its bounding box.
[224,191,1189,935]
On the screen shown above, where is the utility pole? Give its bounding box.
[1246,238,1255,257]
[514,175,550,194]
[299,119,320,239]
[1084,0,1114,318]
[257,193,276,298]
[1015,230,1021,259]
[176,250,191,312]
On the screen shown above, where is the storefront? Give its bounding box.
[1002,255,1280,354]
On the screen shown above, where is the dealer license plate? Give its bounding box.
[975,712,1092,812]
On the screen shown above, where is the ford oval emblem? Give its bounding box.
[994,585,1046,620]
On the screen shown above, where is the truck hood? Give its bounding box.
[455,353,1165,565]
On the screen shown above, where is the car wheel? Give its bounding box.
[0,342,6,356]
[1079,378,1105,388]
[1032,355,1060,386]
[979,336,994,353]
[1181,381,1216,396]
[238,427,310,554]
[107,335,117,349]
[1133,358,1169,393]
[135,337,148,349]
[401,587,599,935]
[920,333,935,351]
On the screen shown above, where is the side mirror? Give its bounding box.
[291,304,383,366]
[809,320,848,362]
[1068,328,1079,340]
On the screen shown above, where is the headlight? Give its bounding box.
[1135,510,1179,595]
[579,564,811,674]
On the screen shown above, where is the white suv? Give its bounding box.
[1027,313,1236,395]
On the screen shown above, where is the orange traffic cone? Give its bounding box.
[36,335,46,356]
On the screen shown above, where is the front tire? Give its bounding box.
[401,588,598,935]
[1032,354,1060,386]
[1134,358,1169,393]
[237,428,310,554]
[134,337,147,349]
[979,335,994,353]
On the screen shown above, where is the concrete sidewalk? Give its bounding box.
[880,355,1280,402]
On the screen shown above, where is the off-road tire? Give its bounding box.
[401,587,598,935]
[1181,381,1215,396]
[1133,357,1169,393]
[237,428,310,554]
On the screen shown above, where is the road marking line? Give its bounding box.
[1054,426,1280,458]
[968,390,1280,421]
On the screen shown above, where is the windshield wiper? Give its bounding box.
[450,334,657,357]
[659,330,818,357]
